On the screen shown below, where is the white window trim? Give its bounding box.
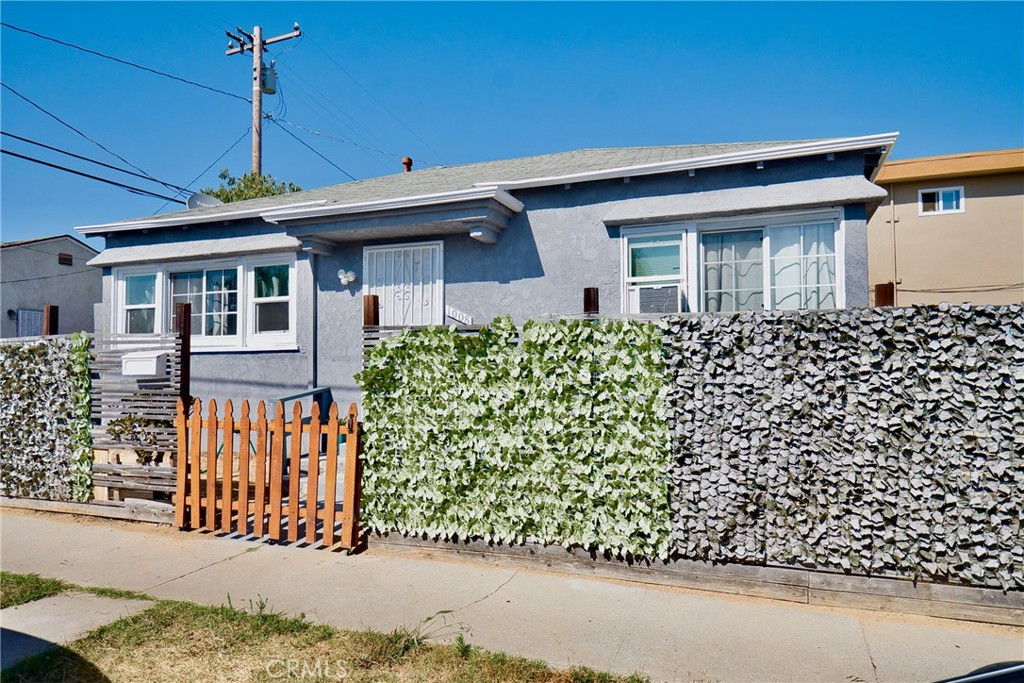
[918,185,965,216]
[620,208,846,313]
[112,253,297,352]
[246,254,299,347]
[362,240,445,325]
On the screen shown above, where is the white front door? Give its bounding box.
[363,242,444,325]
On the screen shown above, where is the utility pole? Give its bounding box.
[225,22,301,176]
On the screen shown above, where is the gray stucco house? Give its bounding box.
[78,133,897,405]
[1,234,101,337]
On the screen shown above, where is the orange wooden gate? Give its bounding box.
[173,398,362,550]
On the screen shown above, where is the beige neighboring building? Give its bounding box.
[868,148,1024,306]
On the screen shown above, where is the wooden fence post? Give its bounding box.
[340,402,362,550]
[174,303,191,411]
[42,305,58,335]
[583,288,600,316]
[363,294,380,327]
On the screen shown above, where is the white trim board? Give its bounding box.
[77,133,897,236]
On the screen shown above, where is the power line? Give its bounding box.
[303,31,446,162]
[2,267,100,284]
[276,61,399,159]
[152,126,252,214]
[2,82,163,183]
[270,73,393,174]
[1,131,188,193]
[1,22,251,102]
[2,149,186,204]
[272,116,435,166]
[265,115,357,181]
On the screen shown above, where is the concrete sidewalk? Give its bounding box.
[1,592,152,669]
[1,509,1020,683]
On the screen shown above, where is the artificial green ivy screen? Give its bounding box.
[357,317,673,559]
[0,333,93,501]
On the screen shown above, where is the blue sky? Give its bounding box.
[1,2,1022,244]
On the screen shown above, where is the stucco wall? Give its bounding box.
[868,172,1024,306]
[1,238,102,337]
[98,152,876,406]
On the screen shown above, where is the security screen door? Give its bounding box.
[363,242,443,325]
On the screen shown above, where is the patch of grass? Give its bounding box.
[455,633,472,660]
[1,571,152,608]
[80,586,153,601]
[0,571,69,608]
[3,598,651,682]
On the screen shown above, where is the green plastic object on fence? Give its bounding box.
[357,316,674,560]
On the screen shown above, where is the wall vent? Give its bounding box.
[57,252,73,266]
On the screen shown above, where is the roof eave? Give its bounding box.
[260,187,524,224]
[75,133,897,235]
[474,132,900,190]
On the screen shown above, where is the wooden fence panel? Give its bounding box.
[305,402,321,545]
[205,399,218,532]
[322,403,340,548]
[287,403,303,543]
[221,401,234,534]
[173,398,362,551]
[253,402,268,537]
[189,398,201,529]
[238,400,251,537]
[269,402,285,542]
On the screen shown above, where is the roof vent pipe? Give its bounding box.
[402,157,413,173]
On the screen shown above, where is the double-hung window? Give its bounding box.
[623,211,842,314]
[115,254,295,350]
[625,234,687,313]
[251,264,291,334]
[123,274,158,333]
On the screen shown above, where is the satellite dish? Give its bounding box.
[186,193,224,210]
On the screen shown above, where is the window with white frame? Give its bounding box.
[702,230,764,312]
[919,186,963,215]
[623,212,841,314]
[251,264,290,334]
[768,222,837,310]
[123,273,158,333]
[625,234,687,314]
[115,254,296,349]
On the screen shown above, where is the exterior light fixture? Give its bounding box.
[338,269,357,286]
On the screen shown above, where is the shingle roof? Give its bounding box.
[0,233,99,254]
[111,140,816,227]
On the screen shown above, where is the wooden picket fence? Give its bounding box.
[173,398,362,550]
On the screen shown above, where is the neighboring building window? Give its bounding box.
[16,308,43,337]
[124,274,157,333]
[57,252,73,266]
[115,254,295,349]
[919,186,964,215]
[626,235,686,314]
[623,213,841,314]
